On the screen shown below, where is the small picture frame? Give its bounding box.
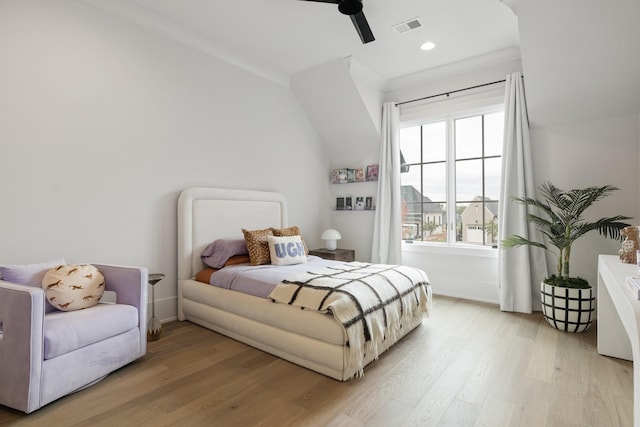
[336,197,345,210]
[355,168,365,182]
[355,196,365,211]
[366,164,379,182]
[344,196,353,210]
[330,170,340,184]
[338,169,348,184]
[365,196,373,210]
[346,169,355,183]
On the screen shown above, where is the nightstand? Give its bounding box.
[309,248,355,262]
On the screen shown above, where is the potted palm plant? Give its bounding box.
[502,182,631,332]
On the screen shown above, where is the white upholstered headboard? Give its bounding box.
[177,187,287,280]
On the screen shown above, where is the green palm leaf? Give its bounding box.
[501,181,632,282]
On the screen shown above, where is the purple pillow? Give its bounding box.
[0,258,65,313]
[201,239,248,269]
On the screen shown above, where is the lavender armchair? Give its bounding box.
[0,264,147,413]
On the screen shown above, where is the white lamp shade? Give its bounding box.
[321,229,341,250]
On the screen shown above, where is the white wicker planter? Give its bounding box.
[540,281,595,333]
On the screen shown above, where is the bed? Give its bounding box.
[177,187,431,380]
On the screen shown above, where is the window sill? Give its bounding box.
[402,241,498,258]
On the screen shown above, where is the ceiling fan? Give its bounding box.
[300,0,375,44]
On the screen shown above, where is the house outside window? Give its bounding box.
[400,106,504,248]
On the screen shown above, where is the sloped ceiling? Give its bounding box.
[81,0,640,133]
[291,58,382,160]
[517,0,640,127]
[82,0,520,86]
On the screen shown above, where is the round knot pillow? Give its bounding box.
[42,264,105,311]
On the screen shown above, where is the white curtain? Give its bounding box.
[371,102,402,264]
[498,72,548,313]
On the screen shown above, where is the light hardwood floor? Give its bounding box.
[0,296,633,426]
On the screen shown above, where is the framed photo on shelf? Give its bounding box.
[338,169,348,184]
[366,164,379,182]
[355,196,365,210]
[365,196,373,210]
[344,196,353,210]
[336,197,345,210]
[330,170,340,184]
[355,168,365,182]
[346,169,355,183]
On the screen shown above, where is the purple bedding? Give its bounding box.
[209,255,340,298]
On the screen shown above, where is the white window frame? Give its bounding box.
[399,97,504,252]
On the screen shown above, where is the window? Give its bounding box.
[400,107,504,247]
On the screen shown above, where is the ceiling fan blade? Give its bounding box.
[350,11,375,44]
[299,0,375,44]
[299,0,340,3]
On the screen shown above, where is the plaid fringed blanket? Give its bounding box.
[268,262,431,377]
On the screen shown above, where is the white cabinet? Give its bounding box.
[597,254,640,426]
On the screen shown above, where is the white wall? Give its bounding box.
[291,58,383,261]
[0,0,330,322]
[530,113,640,290]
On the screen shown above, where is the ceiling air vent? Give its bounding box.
[392,17,423,35]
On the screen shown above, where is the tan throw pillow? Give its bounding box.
[242,228,274,265]
[42,264,105,311]
[271,226,309,254]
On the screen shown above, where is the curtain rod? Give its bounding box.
[395,78,509,107]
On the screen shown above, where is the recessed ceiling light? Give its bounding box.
[421,41,436,51]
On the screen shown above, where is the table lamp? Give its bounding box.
[321,229,342,250]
